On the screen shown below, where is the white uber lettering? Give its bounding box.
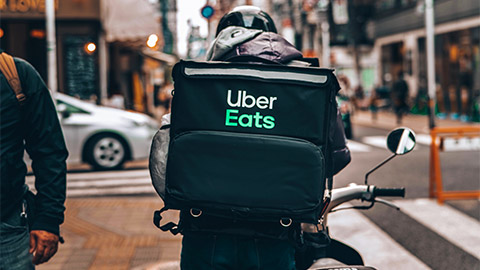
[226,90,277,110]
[256,96,269,109]
[269,96,277,109]
[242,91,256,108]
[227,90,241,107]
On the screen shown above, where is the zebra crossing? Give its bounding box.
[349,133,480,152]
[328,204,431,270]
[347,133,427,152]
[393,199,480,261]
[26,169,156,198]
[25,133,479,198]
[328,199,480,269]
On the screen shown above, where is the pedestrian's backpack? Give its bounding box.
[0,52,26,105]
[150,60,339,234]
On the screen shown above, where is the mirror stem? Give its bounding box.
[365,153,397,185]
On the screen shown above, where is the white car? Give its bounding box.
[55,93,159,170]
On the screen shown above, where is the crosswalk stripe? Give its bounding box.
[358,133,480,152]
[361,136,388,149]
[66,178,151,188]
[443,137,480,151]
[67,185,156,197]
[65,170,150,181]
[360,134,432,149]
[415,134,432,145]
[394,198,480,260]
[328,206,431,269]
[26,176,151,185]
[25,169,155,197]
[346,140,372,152]
[26,170,150,183]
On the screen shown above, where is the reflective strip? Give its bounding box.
[184,67,328,84]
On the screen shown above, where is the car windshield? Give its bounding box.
[57,100,89,114]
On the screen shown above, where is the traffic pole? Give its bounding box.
[425,0,436,129]
[46,0,58,96]
[321,22,330,68]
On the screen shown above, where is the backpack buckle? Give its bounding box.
[280,218,293,227]
[190,208,202,218]
[16,93,26,103]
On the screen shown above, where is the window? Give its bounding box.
[57,100,89,114]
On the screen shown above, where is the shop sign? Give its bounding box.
[0,0,58,13]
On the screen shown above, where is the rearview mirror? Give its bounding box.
[387,128,416,155]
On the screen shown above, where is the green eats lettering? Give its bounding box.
[225,90,276,129]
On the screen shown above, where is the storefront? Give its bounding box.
[0,0,101,100]
[373,0,480,121]
[1,0,168,115]
[100,0,167,113]
[418,27,480,121]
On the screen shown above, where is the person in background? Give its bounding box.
[0,50,68,268]
[391,71,410,124]
[458,55,473,122]
[337,75,354,101]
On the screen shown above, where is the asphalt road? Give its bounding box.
[334,124,480,270]
[336,124,480,218]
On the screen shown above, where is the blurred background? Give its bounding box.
[1,1,479,270]
[1,0,479,123]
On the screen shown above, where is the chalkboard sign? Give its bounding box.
[64,36,98,100]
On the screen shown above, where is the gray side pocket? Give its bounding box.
[149,127,170,201]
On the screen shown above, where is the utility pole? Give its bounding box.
[99,34,108,105]
[321,21,330,67]
[46,0,57,96]
[425,0,436,129]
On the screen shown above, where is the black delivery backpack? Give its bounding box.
[154,60,339,232]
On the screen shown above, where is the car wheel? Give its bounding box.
[85,134,127,170]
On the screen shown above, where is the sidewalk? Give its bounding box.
[37,197,182,270]
[351,110,478,134]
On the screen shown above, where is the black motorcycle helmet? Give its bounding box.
[215,6,278,37]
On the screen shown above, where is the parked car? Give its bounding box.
[53,93,159,170]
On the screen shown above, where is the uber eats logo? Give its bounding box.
[225,90,276,129]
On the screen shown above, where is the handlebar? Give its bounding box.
[373,187,405,198]
[327,184,405,214]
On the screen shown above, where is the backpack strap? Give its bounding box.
[0,52,26,105]
[153,207,181,235]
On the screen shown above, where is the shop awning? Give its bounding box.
[141,49,178,65]
[101,0,161,42]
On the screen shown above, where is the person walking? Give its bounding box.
[391,71,410,124]
[0,50,68,269]
[177,6,351,269]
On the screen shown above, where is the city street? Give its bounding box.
[28,111,480,270]
[2,0,479,269]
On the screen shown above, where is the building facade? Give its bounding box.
[373,0,480,120]
[1,0,172,115]
[1,0,101,99]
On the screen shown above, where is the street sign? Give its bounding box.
[201,5,215,20]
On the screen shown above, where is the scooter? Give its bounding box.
[296,127,416,270]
